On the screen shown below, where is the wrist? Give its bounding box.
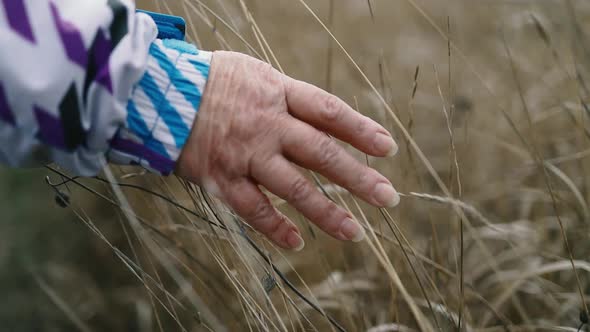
[108,39,212,175]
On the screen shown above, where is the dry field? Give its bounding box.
[2,0,590,331]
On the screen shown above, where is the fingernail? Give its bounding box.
[373,182,400,207]
[287,231,305,251]
[374,133,398,157]
[340,218,365,242]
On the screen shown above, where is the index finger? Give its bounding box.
[284,77,398,157]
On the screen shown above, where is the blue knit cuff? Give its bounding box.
[108,39,212,175]
[136,10,186,41]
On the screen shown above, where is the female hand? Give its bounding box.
[176,51,399,251]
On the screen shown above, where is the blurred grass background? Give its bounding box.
[2,0,590,331]
[0,168,147,331]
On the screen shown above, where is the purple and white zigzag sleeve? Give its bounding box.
[0,0,160,176]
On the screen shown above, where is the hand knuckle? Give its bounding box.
[316,138,340,171]
[288,177,311,204]
[268,215,288,237]
[320,201,343,232]
[282,77,295,95]
[250,198,275,222]
[252,61,285,105]
[351,167,372,192]
[322,95,343,121]
[356,116,369,135]
[254,60,277,80]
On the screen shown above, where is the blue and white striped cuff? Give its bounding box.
[109,39,212,175]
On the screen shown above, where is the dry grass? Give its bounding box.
[17,0,590,331]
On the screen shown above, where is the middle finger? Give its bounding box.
[280,118,400,208]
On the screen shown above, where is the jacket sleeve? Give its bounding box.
[0,1,211,176]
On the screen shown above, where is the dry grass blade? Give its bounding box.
[502,33,589,320]
[30,270,94,332]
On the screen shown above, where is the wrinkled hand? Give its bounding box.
[177,51,399,251]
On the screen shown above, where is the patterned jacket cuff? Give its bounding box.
[108,39,212,175]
